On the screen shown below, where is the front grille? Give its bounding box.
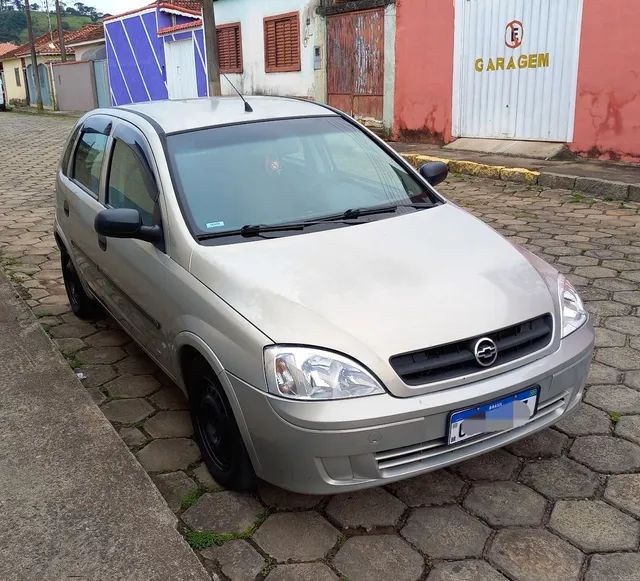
[390,314,553,386]
[375,392,567,477]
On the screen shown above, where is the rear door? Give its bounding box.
[58,115,112,290]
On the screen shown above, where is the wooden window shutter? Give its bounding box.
[264,12,301,73]
[217,22,243,74]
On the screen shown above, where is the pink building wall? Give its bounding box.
[570,1,640,162]
[393,0,455,143]
[394,0,640,162]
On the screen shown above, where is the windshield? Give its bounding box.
[166,116,436,237]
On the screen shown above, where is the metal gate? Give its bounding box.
[93,60,110,108]
[327,9,384,121]
[165,38,198,100]
[53,61,97,112]
[452,0,584,141]
[26,63,53,108]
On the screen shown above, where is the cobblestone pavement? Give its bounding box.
[1,112,640,580]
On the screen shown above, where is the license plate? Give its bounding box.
[448,387,539,445]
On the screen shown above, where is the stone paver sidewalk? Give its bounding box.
[1,112,639,580]
[0,262,208,580]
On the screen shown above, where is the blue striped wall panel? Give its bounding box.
[105,9,168,105]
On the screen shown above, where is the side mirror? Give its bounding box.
[94,208,163,244]
[419,161,448,186]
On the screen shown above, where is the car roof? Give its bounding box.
[115,96,337,134]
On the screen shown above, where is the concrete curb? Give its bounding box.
[401,153,639,200]
[6,107,82,119]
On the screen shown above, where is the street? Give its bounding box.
[1,111,639,580]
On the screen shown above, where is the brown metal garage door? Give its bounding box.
[327,8,384,121]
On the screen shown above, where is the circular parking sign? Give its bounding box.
[505,20,524,49]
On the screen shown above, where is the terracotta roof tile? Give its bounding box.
[65,23,104,46]
[157,18,203,35]
[0,29,83,60]
[162,0,202,12]
[158,2,201,17]
[104,0,202,22]
[0,24,103,61]
[103,3,156,22]
[0,42,18,57]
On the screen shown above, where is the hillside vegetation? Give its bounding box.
[0,7,96,44]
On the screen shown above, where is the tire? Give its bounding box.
[61,254,103,320]
[188,356,257,491]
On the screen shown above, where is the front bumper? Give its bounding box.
[229,321,594,494]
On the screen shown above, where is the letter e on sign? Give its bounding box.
[505,20,524,49]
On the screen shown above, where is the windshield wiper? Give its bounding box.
[195,203,434,241]
[322,202,433,221]
[196,219,354,241]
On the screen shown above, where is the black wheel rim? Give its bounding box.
[195,376,233,472]
[63,261,80,308]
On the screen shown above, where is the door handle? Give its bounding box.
[63,199,69,216]
[98,235,107,251]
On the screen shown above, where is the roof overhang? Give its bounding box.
[103,6,156,24]
[157,20,203,35]
[158,3,201,18]
[66,38,105,48]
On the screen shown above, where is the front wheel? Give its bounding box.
[188,357,257,491]
[61,254,102,320]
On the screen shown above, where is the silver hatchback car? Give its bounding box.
[55,97,594,494]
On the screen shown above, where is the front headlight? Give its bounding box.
[264,346,385,400]
[559,276,587,338]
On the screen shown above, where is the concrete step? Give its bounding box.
[393,141,640,201]
[444,138,568,160]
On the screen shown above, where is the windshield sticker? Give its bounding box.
[205,221,225,229]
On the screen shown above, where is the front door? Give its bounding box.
[327,9,385,122]
[452,0,584,141]
[165,38,198,100]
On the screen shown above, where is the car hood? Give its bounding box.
[190,204,557,396]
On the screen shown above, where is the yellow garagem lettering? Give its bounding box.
[474,53,551,72]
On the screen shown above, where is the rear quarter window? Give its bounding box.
[73,129,108,196]
[61,126,80,176]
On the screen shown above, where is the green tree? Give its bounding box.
[0,9,26,42]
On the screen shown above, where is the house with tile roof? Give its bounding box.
[0,30,75,107]
[104,0,323,106]
[0,22,108,110]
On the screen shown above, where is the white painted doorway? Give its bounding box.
[452,0,584,142]
[165,38,198,100]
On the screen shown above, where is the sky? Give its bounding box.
[89,0,149,16]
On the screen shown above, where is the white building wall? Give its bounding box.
[72,41,105,62]
[213,0,320,98]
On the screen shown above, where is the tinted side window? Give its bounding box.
[107,139,157,227]
[73,129,108,195]
[61,126,80,176]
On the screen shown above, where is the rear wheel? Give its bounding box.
[61,254,102,320]
[187,356,257,491]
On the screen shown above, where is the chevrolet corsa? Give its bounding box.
[54,97,594,493]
